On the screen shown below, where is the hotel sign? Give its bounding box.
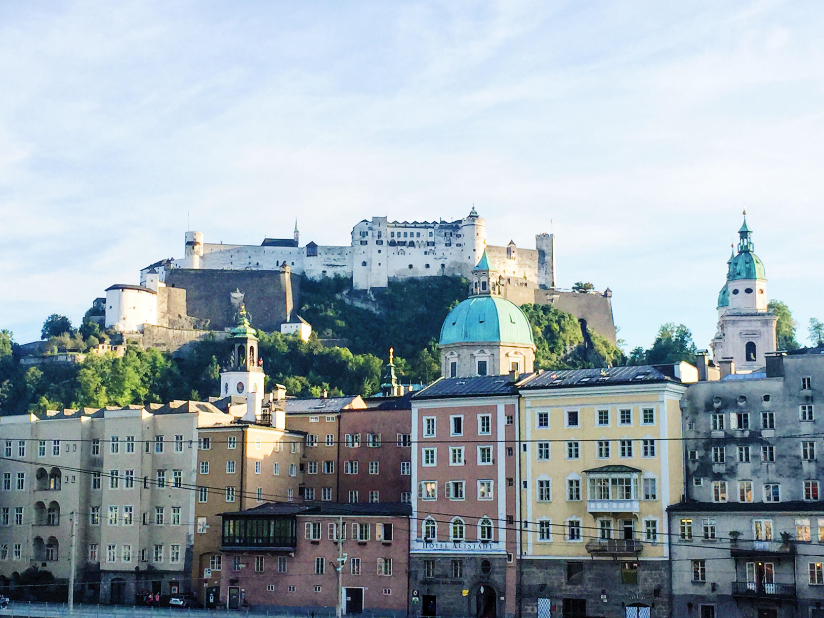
[412,539,505,553]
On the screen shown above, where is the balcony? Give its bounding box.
[731,582,796,600]
[585,539,643,556]
[729,540,795,557]
[586,499,640,514]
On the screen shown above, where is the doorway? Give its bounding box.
[422,595,437,617]
[757,610,777,618]
[228,586,240,610]
[110,578,126,605]
[622,520,635,540]
[476,584,496,618]
[345,588,363,614]
[563,598,586,618]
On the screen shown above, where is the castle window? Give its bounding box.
[746,342,756,362]
[425,264,430,269]
[450,362,457,378]
[362,261,367,266]
[745,288,753,294]
[408,264,413,270]
[391,232,394,237]
[732,289,739,295]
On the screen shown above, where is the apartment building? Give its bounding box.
[517,364,694,618]
[218,502,410,614]
[191,420,306,606]
[286,396,366,503]
[670,351,824,618]
[337,393,413,505]
[410,374,521,618]
[0,401,232,604]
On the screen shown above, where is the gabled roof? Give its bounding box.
[286,396,365,413]
[413,375,520,400]
[584,465,642,474]
[363,391,415,410]
[261,238,298,247]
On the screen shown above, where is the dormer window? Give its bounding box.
[481,280,487,291]
[477,361,488,376]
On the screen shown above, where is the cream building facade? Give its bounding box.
[516,365,695,618]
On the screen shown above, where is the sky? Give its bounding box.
[2,0,824,353]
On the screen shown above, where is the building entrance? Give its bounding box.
[345,588,363,614]
[476,585,496,618]
[626,603,651,618]
[422,595,437,617]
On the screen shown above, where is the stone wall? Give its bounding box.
[165,269,299,333]
[518,558,669,618]
[140,324,228,356]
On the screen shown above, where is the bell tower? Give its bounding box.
[220,305,266,416]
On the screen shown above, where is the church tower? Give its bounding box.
[220,305,266,417]
[439,250,535,378]
[710,213,777,372]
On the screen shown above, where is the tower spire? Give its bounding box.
[294,219,299,245]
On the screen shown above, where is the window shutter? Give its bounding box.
[376,524,383,541]
[418,482,423,498]
[445,482,452,499]
[730,413,737,429]
[305,522,312,539]
[352,523,359,539]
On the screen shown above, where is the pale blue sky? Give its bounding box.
[2,1,824,352]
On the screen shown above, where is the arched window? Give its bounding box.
[34,502,47,526]
[36,468,48,491]
[423,517,437,541]
[249,345,255,367]
[49,468,61,491]
[33,537,45,561]
[45,537,58,561]
[47,502,60,526]
[451,517,465,541]
[479,517,493,542]
[746,341,757,362]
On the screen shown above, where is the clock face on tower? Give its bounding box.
[237,382,245,394]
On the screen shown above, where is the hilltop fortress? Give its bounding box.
[125,208,614,345]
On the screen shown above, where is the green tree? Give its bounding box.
[768,300,799,351]
[41,314,74,340]
[808,318,824,347]
[643,323,697,365]
[0,330,12,358]
[572,282,594,293]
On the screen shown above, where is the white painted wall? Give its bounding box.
[105,288,158,333]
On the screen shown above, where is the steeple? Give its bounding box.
[468,205,479,219]
[294,219,300,245]
[737,210,753,253]
[228,304,259,372]
[471,249,501,297]
[381,347,400,397]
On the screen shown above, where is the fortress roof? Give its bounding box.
[105,284,156,294]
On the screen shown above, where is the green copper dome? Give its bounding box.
[717,284,729,308]
[439,296,534,346]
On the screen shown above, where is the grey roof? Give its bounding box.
[520,365,676,390]
[146,400,228,416]
[210,395,248,413]
[283,313,310,325]
[286,396,359,414]
[668,500,824,514]
[413,375,520,400]
[722,372,767,381]
[261,238,299,247]
[225,501,412,518]
[363,391,415,411]
[105,284,157,294]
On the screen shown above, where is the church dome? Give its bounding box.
[439,296,534,346]
[717,284,729,308]
[728,251,766,281]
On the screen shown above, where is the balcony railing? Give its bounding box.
[586,499,640,513]
[729,540,795,556]
[585,539,643,555]
[731,582,796,599]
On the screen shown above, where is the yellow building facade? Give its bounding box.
[516,365,694,618]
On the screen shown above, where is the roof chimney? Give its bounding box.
[719,358,735,379]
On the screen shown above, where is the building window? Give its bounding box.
[597,441,610,458]
[537,412,549,428]
[477,360,487,376]
[451,559,463,578]
[450,447,465,465]
[804,480,820,501]
[644,520,658,542]
[762,446,775,462]
[566,411,579,427]
[423,417,436,437]
[802,441,816,460]
[597,409,609,426]
[566,441,580,459]
[692,560,706,582]
[712,447,726,464]
[802,376,812,390]
[369,490,379,503]
[424,560,435,578]
[400,461,411,475]
[478,446,492,464]
[478,414,492,434]
[155,507,164,525]
[344,461,359,475]
[225,486,236,503]
[348,490,358,503]
[702,518,716,540]
[764,483,781,502]
[810,562,824,585]
[198,437,211,450]
[800,405,815,421]
[367,433,381,447]
[712,481,727,503]
[739,480,753,502]
[198,487,208,502]
[154,435,164,454]
[620,440,633,458]
[538,520,553,541]
[153,544,164,563]
[446,481,465,500]
[643,477,657,500]
[450,415,463,436]
[680,519,693,540]
[377,557,393,576]
[314,557,325,575]
[537,479,551,502]
[737,446,750,463]
[796,519,811,542]
[567,478,581,501]
[642,408,654,425]
[711,413,724,431]
[567,519,582,541]
[762,411,775,429]
[422,448,436,466]
[537,442,551,460]
[420,481,437,500]
[254,556,264,572]
[478,480,493,500]
[619,409,632,425]
[91,439,100,456]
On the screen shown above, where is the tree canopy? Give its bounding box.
[808,318,824,347]
[41,314,74,340]
[629,323,697,365]
[768,300,799,351]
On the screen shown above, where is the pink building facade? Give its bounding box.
[219,502,410,615]
[410,375,521,618]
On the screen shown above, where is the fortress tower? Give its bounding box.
[710,213,777,371]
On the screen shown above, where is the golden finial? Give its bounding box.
[743,209,747,216]
[389,347,394,364]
